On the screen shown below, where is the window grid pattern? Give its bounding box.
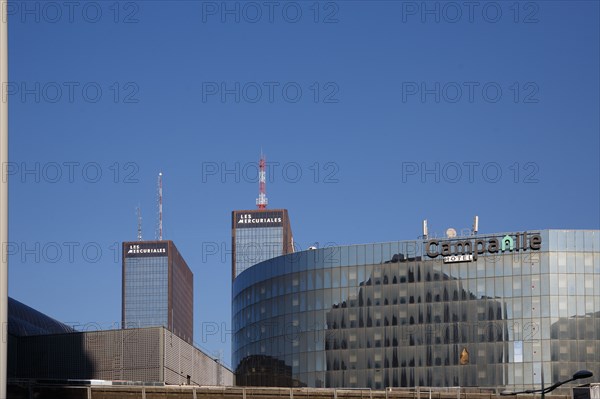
[232,230,600,389]
[124,256,169,329]
[235,226,284,277]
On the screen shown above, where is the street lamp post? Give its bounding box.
[501,370,594,398]
[541,366,544,399]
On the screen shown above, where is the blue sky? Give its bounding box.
[6,1,599,366]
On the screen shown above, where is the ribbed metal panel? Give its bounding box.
[162,329,233,386]
[120,328,161,382]
[10,328,162,382]
[164,329,194,385]
[9,327,233,385]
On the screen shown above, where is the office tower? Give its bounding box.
[231,153,294,280]
[231,209,294,279]
[122,240,193,343]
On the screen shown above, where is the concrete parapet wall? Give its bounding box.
[7,383,574,399]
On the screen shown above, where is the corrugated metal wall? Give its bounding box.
[9,327,233,385]
[10,328,162,381]
[162,329,233,386]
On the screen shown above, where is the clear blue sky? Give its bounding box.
[7,1,599,366]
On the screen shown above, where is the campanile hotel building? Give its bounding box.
[233,229,600,390]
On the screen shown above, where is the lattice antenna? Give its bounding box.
[136,206,143,241]
[156,172,163,240]
[256,152,268,209]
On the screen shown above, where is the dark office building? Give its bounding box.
[7,297,233,385]
[232,229,600,390]
[10,326,233,385]
[122,240,193,343]
[231,209,294,280]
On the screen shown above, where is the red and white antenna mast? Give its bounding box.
[156,172,163,240]
[256,153,268,209]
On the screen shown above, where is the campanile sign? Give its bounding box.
[425,232,542,263]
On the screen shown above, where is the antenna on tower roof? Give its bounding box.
[256,152,268,209]
[156,172,163,240]
[136,205,143,241]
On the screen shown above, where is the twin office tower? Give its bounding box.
[122,208,294,341]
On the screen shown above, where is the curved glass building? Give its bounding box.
[232,229,600,389]
[8,296,75,337]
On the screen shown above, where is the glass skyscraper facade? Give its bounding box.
[123,255,169,328]
[235,226,284,275]
[122,240,193,343]
[232,209,293,280]
[232,229,600,390]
